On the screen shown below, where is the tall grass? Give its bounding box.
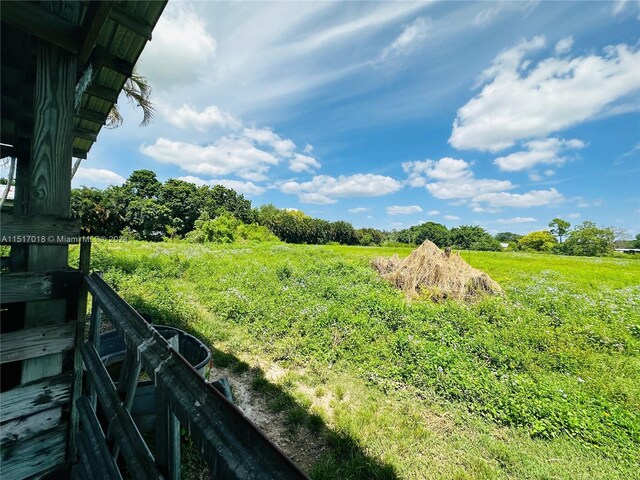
[81,241,640,478]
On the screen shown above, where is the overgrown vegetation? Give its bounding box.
[83,241,640,479]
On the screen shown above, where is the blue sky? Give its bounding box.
[70,1,639,235]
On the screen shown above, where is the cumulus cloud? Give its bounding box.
[140,136,280,181]
[474,188,564,207]
[493,217,537,224]
[555,36,574,55]
[450,37,640,151]
[349,207,369,213]
[443,214,460,221]
[427,210,440,216]
[73,167,125,186]
[160,104,241,131]
[178,176,265,195]
[280,174,403,204]
[403,158,514,200]
[243,128,296,158]
[140,5,216,88]
[494,137,585,171]
[380,17,429,60]
[387,205,422,215]
[289,154,321,173]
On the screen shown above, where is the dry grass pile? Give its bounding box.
[373,241,502,302]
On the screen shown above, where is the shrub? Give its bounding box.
[517,231,557,252]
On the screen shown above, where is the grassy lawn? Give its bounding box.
[78,241,640,479]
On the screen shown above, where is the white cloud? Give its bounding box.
[493,217,537,224]
[404,158,515,200]
[427,210,440,216]
[380,17,429,60]
[160,104,240,131]
[140,136,280,181]
[289,153,321,173]
[387,205,422,215]
[555,36,574,55]
[473,188,564,208]
[443,214,460,221]
[73,167,125,186]
[280,174,403,204]
[243,128,296,158]
[140,4,216,89]
[450,38,640,151]
[566,212,581,219]
[494,137,585,171]
[529,172,543,182]
[349,207,369,213]
[178,176,265,195]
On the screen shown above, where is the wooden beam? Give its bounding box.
[77,2,114,64]
[72,127,98,142]
[75,107,107,125]
[109,6,153,41]
[0,424,67,480]
[92,46,135,78]
[1,2,80,54]
[76,396,124,480]
[1,212,81,244]
[0,373,72,423]
[0,323,76,364]
[81,341,161,480]
[85,83,119,104]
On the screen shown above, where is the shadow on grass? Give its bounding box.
[128,296,399,480]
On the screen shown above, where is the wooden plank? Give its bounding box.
[86,273,308,479]
[81,341,161,480]
[0,407,62,446]
[0,270,82,303]
[77,396,123,480]
[67,241,91,466]
[0,424,67,480]
[110,6,153,40]
[0,373,72,423]
[0,212,81,244]
[1,2,80,54]
[0,323,75,364]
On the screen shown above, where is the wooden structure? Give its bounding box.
[1,2,307,478]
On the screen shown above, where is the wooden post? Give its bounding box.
[66,239,91,466]
[21,38,76,381]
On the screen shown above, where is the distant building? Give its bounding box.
[615,248,640,254]
[500,242,509,249]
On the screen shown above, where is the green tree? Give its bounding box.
[562,221,615,256]
[330,220,358,245]
[124,198,171,240]
[200,184,254,224]
[517,230,558,252]
[159,179,202,235]
[414,222,450,247]
[450,225,488,249]
[494,232,521,243]
[635,234,640,249]
[549,218,571,243]
[124,170,162,199]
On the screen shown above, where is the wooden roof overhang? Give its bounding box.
[1,0,167,160]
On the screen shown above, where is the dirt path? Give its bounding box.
[208,364,328,472]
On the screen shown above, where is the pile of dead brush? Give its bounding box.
[373,240,502,302]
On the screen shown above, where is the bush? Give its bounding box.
[517,231,557,252]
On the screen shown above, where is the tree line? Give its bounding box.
[70,169,633,256]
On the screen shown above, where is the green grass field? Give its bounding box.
[79,241,640,479]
